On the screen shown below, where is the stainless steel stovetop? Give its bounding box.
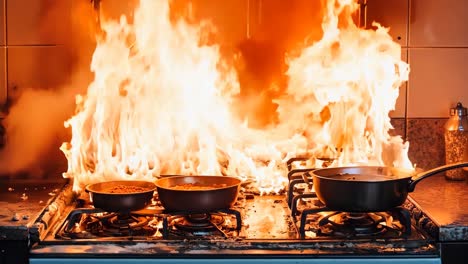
[28,163,441,264]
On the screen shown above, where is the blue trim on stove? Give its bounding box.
[30,258,441,264]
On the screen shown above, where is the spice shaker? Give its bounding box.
[444,102,468,181]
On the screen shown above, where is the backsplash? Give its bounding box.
[0,0,466,171]
[391,118,447,170]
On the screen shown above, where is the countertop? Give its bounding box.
[409,173,467,241]
[0,179,68,240]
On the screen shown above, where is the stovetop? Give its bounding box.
[15,158,449,262]
[30,187,438,260]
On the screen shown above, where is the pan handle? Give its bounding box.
[408,161,468,191]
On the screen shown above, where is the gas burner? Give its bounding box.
[173,214,224,232]
[316,212,387,237]
[173,213,225,232]
[58,208,161,239]
[88,213,151,236]
[107,214,149,229]
[161,208,242,239]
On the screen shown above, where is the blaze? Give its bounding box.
[61,0,412,193]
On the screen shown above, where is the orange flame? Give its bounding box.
[61,0,412,193]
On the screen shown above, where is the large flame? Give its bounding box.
[61,0,411,193]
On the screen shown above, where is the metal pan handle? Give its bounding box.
[408,162,468,191]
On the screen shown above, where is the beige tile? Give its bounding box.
[409,0,468,47]
[99,0,138,22]
[7,46,72,91]
[165,0,248,46]
[0,0,5,46]
[407,48,468,117]
[7,0,71,45]
[367,0,409,47]
[390,48,409,118]
[0,47,5,107]
[193,0,248,45]
[99,0,248,46]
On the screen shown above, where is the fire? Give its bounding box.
[61,0,412,193]
[277,0,411,168]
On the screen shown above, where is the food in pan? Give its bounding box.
[104,185,152,194]
[170,183,227,190]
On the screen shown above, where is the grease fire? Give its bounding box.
[60,0,411,194]
[3,1,468,263]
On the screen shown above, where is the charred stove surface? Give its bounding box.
[0,179,69,240]
[49,193,294,241]
[30,181,438,258]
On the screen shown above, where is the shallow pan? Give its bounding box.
[86,180,156,213]
[155,175,241,212]
[307,162,468,212]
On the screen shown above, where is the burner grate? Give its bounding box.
[161,208,242,239]
[55,206,243,240]
[286,158,412,239]
[316,212,389,237]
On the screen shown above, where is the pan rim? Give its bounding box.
[85,180,157,195]
[155,175,242,192]
[312,166,414,182]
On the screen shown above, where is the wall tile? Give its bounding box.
[7,0,71,45]
[390,48,409,118]
[408,48,468,117]
[7,46,71,91]
[0,47,5,108]
[99,0,137,21]
[367,0,408,47]
[410,0,468,47]
[0,0,5,46]
[190,0,248,45]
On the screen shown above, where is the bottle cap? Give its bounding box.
[450,102,467,117]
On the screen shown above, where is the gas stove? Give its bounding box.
[25,158,442,264]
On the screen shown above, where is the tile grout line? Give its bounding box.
[404,0,411,141]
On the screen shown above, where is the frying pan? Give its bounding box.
[305,162,468,212]
[155,175,241,212]
[86,180,156,213]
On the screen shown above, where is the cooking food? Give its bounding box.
[332,173,398,181]
[171,183,228,190]
[155,176,241,212]
[104,185,151,194]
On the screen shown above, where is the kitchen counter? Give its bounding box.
[409,173,467,241]
[0,178,68,240]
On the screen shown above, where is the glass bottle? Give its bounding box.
[444,102,468,181]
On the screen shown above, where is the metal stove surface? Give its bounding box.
[29,182,440,264]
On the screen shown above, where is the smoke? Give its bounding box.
[0,0,97,177]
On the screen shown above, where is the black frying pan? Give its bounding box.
[86,180,156,213]
[305,162,468,212]
[155,175,241,212]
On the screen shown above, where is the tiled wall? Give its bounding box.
[368,0,468,168]
[0,0,73,116]
[1,0,466,116]
[368,0,468,118]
